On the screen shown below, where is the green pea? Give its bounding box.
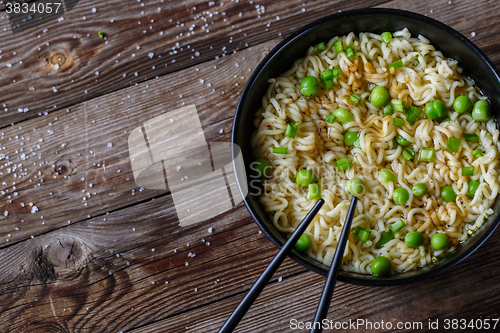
[466,180,480,198]
[300,76,319,97]
[433,100,447,118]
[441,185,456,203]
[379,169,397,184]
[453,96,471,114]
[333,108,354,123]
[430,233,449,250]
[348,178,365,195]
[344,131,358,146]
[405,231,425,248]
[371,256,392,276]
[471,100,492,122]
[254,158,271,178]
[295,233,312,252]
[370,86,389,107]
[296,169,316,186]
[424,102,439,120]
[393,188,409,205]
[424,100,447,120]
[412,183,427,197]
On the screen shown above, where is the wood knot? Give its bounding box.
[53,159,73,176]
[49,52,67,68]
[32,237,91,281]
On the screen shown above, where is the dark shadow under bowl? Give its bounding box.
[232,8,500,285]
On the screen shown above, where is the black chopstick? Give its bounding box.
[218,199,325,333]
[310,196,358,333]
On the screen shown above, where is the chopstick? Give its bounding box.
[310,196,358,333]
[218,199,325,333]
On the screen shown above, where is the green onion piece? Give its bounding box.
[381,32,392,44]
[466,180,480,198]
[447,137,462,153]
[390,219,406,233]
[392,137,398,149]
[332,67,340,78]
[377,230,395,247]
[335,157,351,171]
[397,136,411,146]
[420,148,436,162]
[353,227,371,243]
[393,118,405,126]
[380,169,397,184]
[285,121,300,139]
[389,60,404,69]
[334,40,343,53]
[383,104,394,116]
[308,183,322,199]
[346,44,356,60]
[440,116,452,123]
[315,42,326,51]
[98,30,104,39]
[405,106,422,125]
[472,149,484,158]
[319,76,335,89]
[349,94,361,104]
[402,148,415,161]
[325,114,337,124]
[462,166,474,176]
[463,133,479,143]
[391,99,405,113]
[272,147,288,155]
[322,68,335,79]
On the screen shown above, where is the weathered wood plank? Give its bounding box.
[0,0,389,127]
[0,40,276,248]
[129,230,500,333]
[0,194,307,332]
[3,191,497,333]
[1,0,500,332]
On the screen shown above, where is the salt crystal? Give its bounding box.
[3,211,7,216]
[471,32,476,37]
[92,8,97,13]
[31,206,38,213]
[208,227,213,233]
[278,276,283,282]
[148,52,154,59]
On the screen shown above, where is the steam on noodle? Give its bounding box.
[250,28,499,274]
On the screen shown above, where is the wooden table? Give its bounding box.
[1,0,499,332]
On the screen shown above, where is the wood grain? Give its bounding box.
[1,0,500,332]
[0,40,276,248]
[0,0,387,127]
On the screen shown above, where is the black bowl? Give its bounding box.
[232,8,500,285]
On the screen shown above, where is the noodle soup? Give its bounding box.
[250,29,499,276]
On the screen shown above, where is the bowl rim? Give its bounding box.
[232,7,500,285]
